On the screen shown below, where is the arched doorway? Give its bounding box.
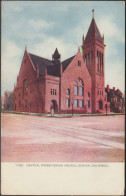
[99,100,103,110]
[50,100,58,112]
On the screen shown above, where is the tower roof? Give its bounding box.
[53,48,60,59]
[85,18,103,42]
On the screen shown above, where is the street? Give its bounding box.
[1,113,125,162]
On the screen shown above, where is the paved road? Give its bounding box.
[1,113,125,162]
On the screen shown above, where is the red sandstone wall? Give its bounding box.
[44,75,60,113]
[60,51,92,113]
[14,50,45,113]
[83,38,107,113]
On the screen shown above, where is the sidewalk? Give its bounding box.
[1,110,125,118]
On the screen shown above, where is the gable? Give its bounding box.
[62,55,75,72]
[62,51,91,84]
[16,50,37,88]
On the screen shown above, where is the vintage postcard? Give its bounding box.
[1,1,125,195]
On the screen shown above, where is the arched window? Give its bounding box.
[78,60,81,66]
[66,89,70,107]
[99,52,101,74]
[74,81,78,95]
[53,89,55,95]
[87,92,90,98]
[67,89,70,95]
[66,98,70,107]
[74,78,84,108]
[99,100,103,110]
[23,79,28,90]
[78,78,84,96]
[23,79,28,95]
[87,92,90,108]
[97,50,99,72]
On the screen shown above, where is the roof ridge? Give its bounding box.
[62,55,75,63]
[29,53,52,62]
[93,18,102,38]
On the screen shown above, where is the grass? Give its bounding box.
[1,110,125,117]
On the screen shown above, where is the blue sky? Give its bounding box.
[1,1,125,95]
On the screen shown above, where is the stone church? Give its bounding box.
[14,14,110,114]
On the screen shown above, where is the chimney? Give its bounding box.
[113,87,115,91]
[107,84,109,92]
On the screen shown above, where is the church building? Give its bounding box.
[14,13,110,114]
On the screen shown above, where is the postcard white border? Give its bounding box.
[1,162,124,195]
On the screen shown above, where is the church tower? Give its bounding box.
[82,10,106,113]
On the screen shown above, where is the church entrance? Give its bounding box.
[99,100,103,110]
[50,100,58,112]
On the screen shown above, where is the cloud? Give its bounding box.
[1,1,24,18]
[97,15,125,43]
[6,18,55,43]
[105,60,125,93]
[31,36,77,61]
[29,19,54,30]
[1,1,125,96]
[105,41,118,59]
[1,41,22,95]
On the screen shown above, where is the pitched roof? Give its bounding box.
[85,18,103,42]
[62,55,75,72]
[115,89,122,96]
[47,64,60,77]
[105,88,123,98]
[29,53,54,76]
[29,52,75,77]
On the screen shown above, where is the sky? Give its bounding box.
[1,1,125,96]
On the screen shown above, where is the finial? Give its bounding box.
[92,9,94,18]
[25,44,27,51]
